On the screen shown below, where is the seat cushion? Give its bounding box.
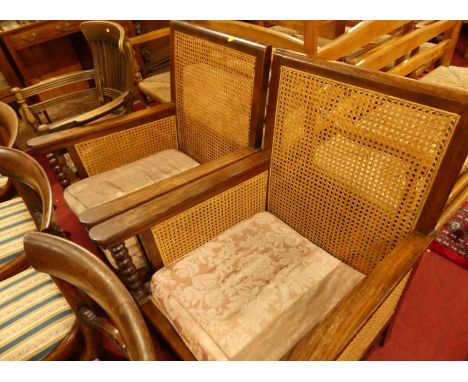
[140,72,171,104]
[64,149,199,216]
[0,267,75,360]
[0,198,36,266]
[421,66,468,92]
[151,211,364,360]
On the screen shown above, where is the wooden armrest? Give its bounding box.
[79,147,259,226]
[37,93,129,134]
[88,151,270,247]
[129,28,170,46]
[27,103,176,153]
[284,231,432,360]
[14,69,95,98]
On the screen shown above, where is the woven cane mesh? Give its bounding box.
[268,66,459,274]
[174,31,257,163]
[337,272,410,360]
[74,116,178,176]
[152,172,268,265]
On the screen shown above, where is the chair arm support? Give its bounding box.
[79,147,259,227]
[129,28,170,46]
[13,69,95,98]
[284,231,433,360]
[27,103,176,153]
[88,151,270,247]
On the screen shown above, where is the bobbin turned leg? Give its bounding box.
[109,242,148,301]
[46,152,70,188]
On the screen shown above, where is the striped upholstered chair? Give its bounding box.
[0,147,79,360]
[0,147,63,281]
[0,101,19,201]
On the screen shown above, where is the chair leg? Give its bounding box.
[46,152,71,188]
[108,242,149,301]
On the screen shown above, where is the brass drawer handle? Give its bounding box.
[56,22,71,32]
[22,32,37,42]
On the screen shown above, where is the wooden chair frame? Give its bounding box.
[195,20,461,79]
[0,101,19,201]
[24,232,156,360]
[86,51,467,360]
[12,21,134,134]
[0,147,66,280]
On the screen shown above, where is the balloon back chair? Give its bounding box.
[86,50,467,360]
[23,232,156,360]
[0,147,80,360]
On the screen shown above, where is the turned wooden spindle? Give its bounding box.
[46,152,70,188]
[109,242,148,301]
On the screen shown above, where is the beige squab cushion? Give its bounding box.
[151,211,364,360]
[139,72,171,104]
[64,149,199,216]
[421,66,468,92]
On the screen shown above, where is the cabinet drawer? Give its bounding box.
[6,20,83,50]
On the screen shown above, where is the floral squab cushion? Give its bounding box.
[151,211,364,360]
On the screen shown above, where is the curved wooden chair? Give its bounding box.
[0,146,63,281]
[86,51,467,360]
[23,232,156,360]
[0,147,80,360]
[12,20,133,135]
[0,101,18,201]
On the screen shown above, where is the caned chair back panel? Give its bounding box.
[23,232,156,360]
[171,21,270,164]
[74,116,178,176]
[80,21,134,101]
[267,53,463,274]
[152,171,269,266]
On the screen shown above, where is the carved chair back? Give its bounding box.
[170,21,271,164]
[264,51,468,274]
[23,232,156,360]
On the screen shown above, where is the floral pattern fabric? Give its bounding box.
[151,211,364,360]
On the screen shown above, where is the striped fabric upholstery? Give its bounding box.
[0,267,75,360]
[0,198,36,266]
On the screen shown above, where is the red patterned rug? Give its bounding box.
[429,201,468,270]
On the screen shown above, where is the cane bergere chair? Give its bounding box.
[0,101,18,201]
[0,147,81,360]
[22,232,156,360]
[27,21,271,276]
[86,50,468,360]
[12,21,133,135]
